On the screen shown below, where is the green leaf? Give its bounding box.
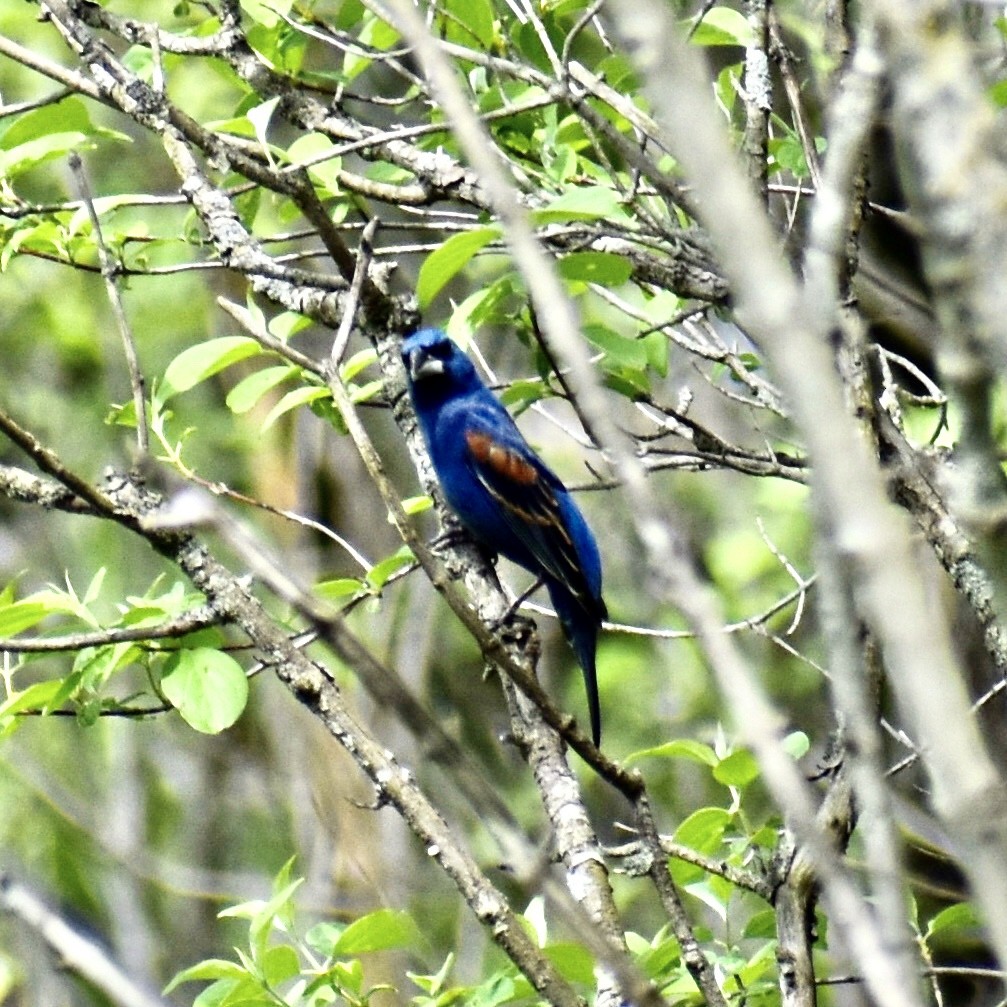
[0,601,52,637]
[164,959,251,993]
[1,97,95,148]
[287,133,342,195]
[417,228,501,308]
[0,679,65,720]
[926,901,981,939]
[532,187,625,223]
[225,365,298,414]
[441,0,495,48]
[268,311,313,341]
[73,642,139,693]
[161,337,262,399]
[0,97,128,179]
[742,909,778,939]
[407,953,455,997]
[989,78,1007,108]
[314,578,367,601]
[160,648,249,734]
[261,385,331,431]
[344,14,401,81]
[583,323,648,370]
[674,806,731,848]
[627,738,719,766]
[499,378,549,412]
[671,807,732,886]
[401,494,433,517]
[246,96,281,165]
[367,546,415,590]
[240,0,292,28]
[261,944,300,986]
[332,959,364,996]
[0,134,91,180]
[191,977,264,1007]
[690,6,755,46]
[543,942,594,984]
[340,347,378,382]
[713,749,760,787]
[642,332,669,377]
[334,908,421,954]
[557,252,633,286]
[782,730,810,760]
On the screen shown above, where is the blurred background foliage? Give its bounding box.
[0,0,973,1005]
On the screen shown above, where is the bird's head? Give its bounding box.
[401,328,481,403]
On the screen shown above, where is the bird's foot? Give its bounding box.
[428,524,468,555]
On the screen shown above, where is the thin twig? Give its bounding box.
[68,153,149,455]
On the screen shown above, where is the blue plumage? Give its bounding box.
[401,328,607,745]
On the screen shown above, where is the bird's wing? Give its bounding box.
[462,418,596,607]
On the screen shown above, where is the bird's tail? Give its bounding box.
[548,581,605,747]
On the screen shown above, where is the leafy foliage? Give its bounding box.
[1,2,1005,1007]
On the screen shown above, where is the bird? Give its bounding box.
[401,327,607,746]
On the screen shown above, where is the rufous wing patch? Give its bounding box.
[466,430,539,485]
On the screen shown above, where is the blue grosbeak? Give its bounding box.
[402,328,606,745]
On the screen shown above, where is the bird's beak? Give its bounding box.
[407,348,445,382]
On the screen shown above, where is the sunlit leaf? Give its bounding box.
[417,228,501,308]
[713,749,760,787]
[557,251,633,286]
[225,365,297,414]
[333,908,421,954]
[161,338,262,399]
[160,648,249,734]
[690,6,755,46]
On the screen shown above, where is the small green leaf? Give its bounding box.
[673,807,731,855]
[627,738,719,766]
[341,347,378,382]
[1,97,94,148]
[305,922,344,956]
[261,944,300,986]
[367,547,415,590]
[713,749,760,787]
[583,323,648,370]
[743,909,778,939]
[0,134,93,180]
[558,251,633,286]
[345,14,401,81]
[642,332,669,377]
[0,679,65,719]
[401,495,433,516]
[287,132,342,195]
[261,385,331,430]
[544,942,594,985]
[314,578,367,601]
[407,953,455,997]
[499,378,549,412]
[164,959,251,994]
[441,0,495,48]
[332,959,364,996]
[782,730,810,760]
[240,0,292,27]
[226,365,298,414]
[162,337,261,399]
[926,901,981,939]
[417,228,501,308]
[160,648,249,734]
[0,601,52,637]
[690,6,755,46]
[334,909,421,954]
[532,187,625,224]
